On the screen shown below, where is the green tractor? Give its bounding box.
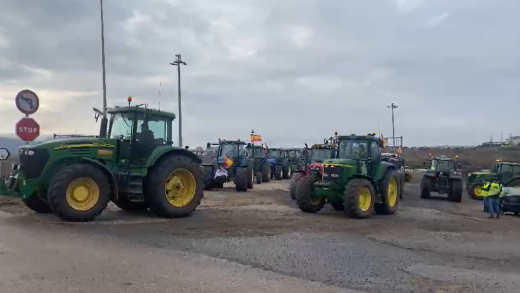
[466,161,520,200]
[296,133,402,218]
[247,144,271,184]
[420,156,463,202]
[0,98,204,222]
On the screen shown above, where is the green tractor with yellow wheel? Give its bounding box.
[466,161,520,200]
[0,97,204,222]
[295,133,402,218]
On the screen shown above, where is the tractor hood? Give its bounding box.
[322,158,357,167]
[32,137,114,150]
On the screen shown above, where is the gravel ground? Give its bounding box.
[1,178,519,293]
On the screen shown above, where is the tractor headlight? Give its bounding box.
[28,150,35,156]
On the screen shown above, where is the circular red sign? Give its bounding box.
[15,89,40,115]
[16,118,40,142]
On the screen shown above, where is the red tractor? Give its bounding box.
[289,142,337,200]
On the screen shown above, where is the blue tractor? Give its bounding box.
[267,148,293,180]
[201,140,254,192]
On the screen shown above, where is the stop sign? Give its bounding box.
[16,118,40,142]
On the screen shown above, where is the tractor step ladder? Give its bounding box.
[128,176,144,200]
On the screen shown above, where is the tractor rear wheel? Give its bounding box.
[447,179,462,202]
[289,172,304,200]
[48,164,111,222]
[274,165,283,180]
[262,163,271,182]
[344,179,375,219]
[296,174,325,213]
[112,194,148,212]
[247,167,254,189]
[22,191,53,214]
[145,155,203,218]
[234,167,248,192]
[282,164,292,179]
[256,172,262,184]
[375,170,400,215]
[467,182,485,200]
[420,176,431,199]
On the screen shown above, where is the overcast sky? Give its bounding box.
[0,0,518,147]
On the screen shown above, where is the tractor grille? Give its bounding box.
[323,166,339,182]
[19,148,49,179]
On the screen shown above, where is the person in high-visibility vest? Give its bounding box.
[481,180,503,218]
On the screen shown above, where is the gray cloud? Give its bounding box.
[0,0,518,147]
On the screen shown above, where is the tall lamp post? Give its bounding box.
[99,0,108,138]
[387,102,398,148]
[170,54,187,147]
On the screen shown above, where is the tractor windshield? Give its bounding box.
[288,150,299,157]
[253,148,264,158]
[269,150,281,158]
[310,148,332,162]
[111,114,133,139]
[338,140,369,160]
[431,160,452,173]
[498,164,513,175]
[220,144,238,158]
[110,113,168,144]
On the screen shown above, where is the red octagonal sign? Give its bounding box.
[16,118,40,142]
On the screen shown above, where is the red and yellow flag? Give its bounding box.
[224,154,233,167]
[250,134,262,142]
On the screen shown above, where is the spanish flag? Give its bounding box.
[224,154,233,168]
[250,134,262,142]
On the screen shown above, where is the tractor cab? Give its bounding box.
[492,162,520,183]
[206,139,247,169]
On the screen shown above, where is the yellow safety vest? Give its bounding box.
[482,182,503,197]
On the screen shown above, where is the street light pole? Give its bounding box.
[170,54,187,147]
[387,103,398,148]
[99,0,108,138]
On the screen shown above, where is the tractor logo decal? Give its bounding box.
[54,143,115,150]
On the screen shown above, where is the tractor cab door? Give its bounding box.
[498,164,515,183]
[368,141,381,178]
[132,116,171,162]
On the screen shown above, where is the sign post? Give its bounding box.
[14,89,40,143]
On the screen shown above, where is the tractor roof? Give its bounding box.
[498,161,520,166]
[220,140,246,145]
[337,134,380,142]
[107,106,176,120]
[432,155,453,161]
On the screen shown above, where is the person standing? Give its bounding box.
[481,179,503,218]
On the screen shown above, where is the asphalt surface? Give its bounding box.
[1,179,520,293]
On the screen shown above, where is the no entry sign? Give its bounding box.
[16,118,40,142]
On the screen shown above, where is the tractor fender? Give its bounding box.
[374,164,396,181]
[146,146,202,168]
[79,157,119,201]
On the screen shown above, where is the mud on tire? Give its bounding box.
[48,164,111,222]
[145,155,204,218]
[296,174,325,213]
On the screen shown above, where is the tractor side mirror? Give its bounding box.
[185,145,190,150]
[206,142,211,148]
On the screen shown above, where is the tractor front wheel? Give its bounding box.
[274,165,283,180]
[282,165,292,179]
[420,176,431,199]
[448,179,463,203]
[296,174,325,213]
[47,164,111,222]
[262,163,271,182]
[234,167,248,192]
[145,155,203,218]
[247,167,254,189]
[289,172,304,200]
[344,178,375,218]
[466,182,485,200]
[256,172,262,184]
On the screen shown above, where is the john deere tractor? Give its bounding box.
[247,144,271,184]
[0,97,204,222]
[296,133,402,218]
[420,156,463,202]
[201,139,254,191]
[267,148,292,180]
[466,161,520,200]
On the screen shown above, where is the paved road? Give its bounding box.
[1,182,519,293]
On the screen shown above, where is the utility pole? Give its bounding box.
[170,54,187,147]
[99,0,108,138]
[387,103,398,149]
[500,131,503,160]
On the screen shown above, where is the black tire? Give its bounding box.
[329,200,344,211]
[344,178,375,219]
[274,165,283,180]
[448,180,462,203]
[235,167,248,192]
[145,155,204,218]
[296,174,325,213]
[247,167,254,189]
[420,176,431,199]
[112,194,148,212]
[375,170,400,215]
[47,164,111,222]
[467,181,485,200]
[289,172,304,200]
[202,166,214,190]
[282,164,292,179]
[256,172,262,184]
[22,192,53,214]
[262,162,271,182]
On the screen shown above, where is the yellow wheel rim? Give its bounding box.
[310,196,323,205]
[358,187,372,212]
[165,169,196,207]
[474,186,484,197]
[66,178,100,211]
[387,177,398,207]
